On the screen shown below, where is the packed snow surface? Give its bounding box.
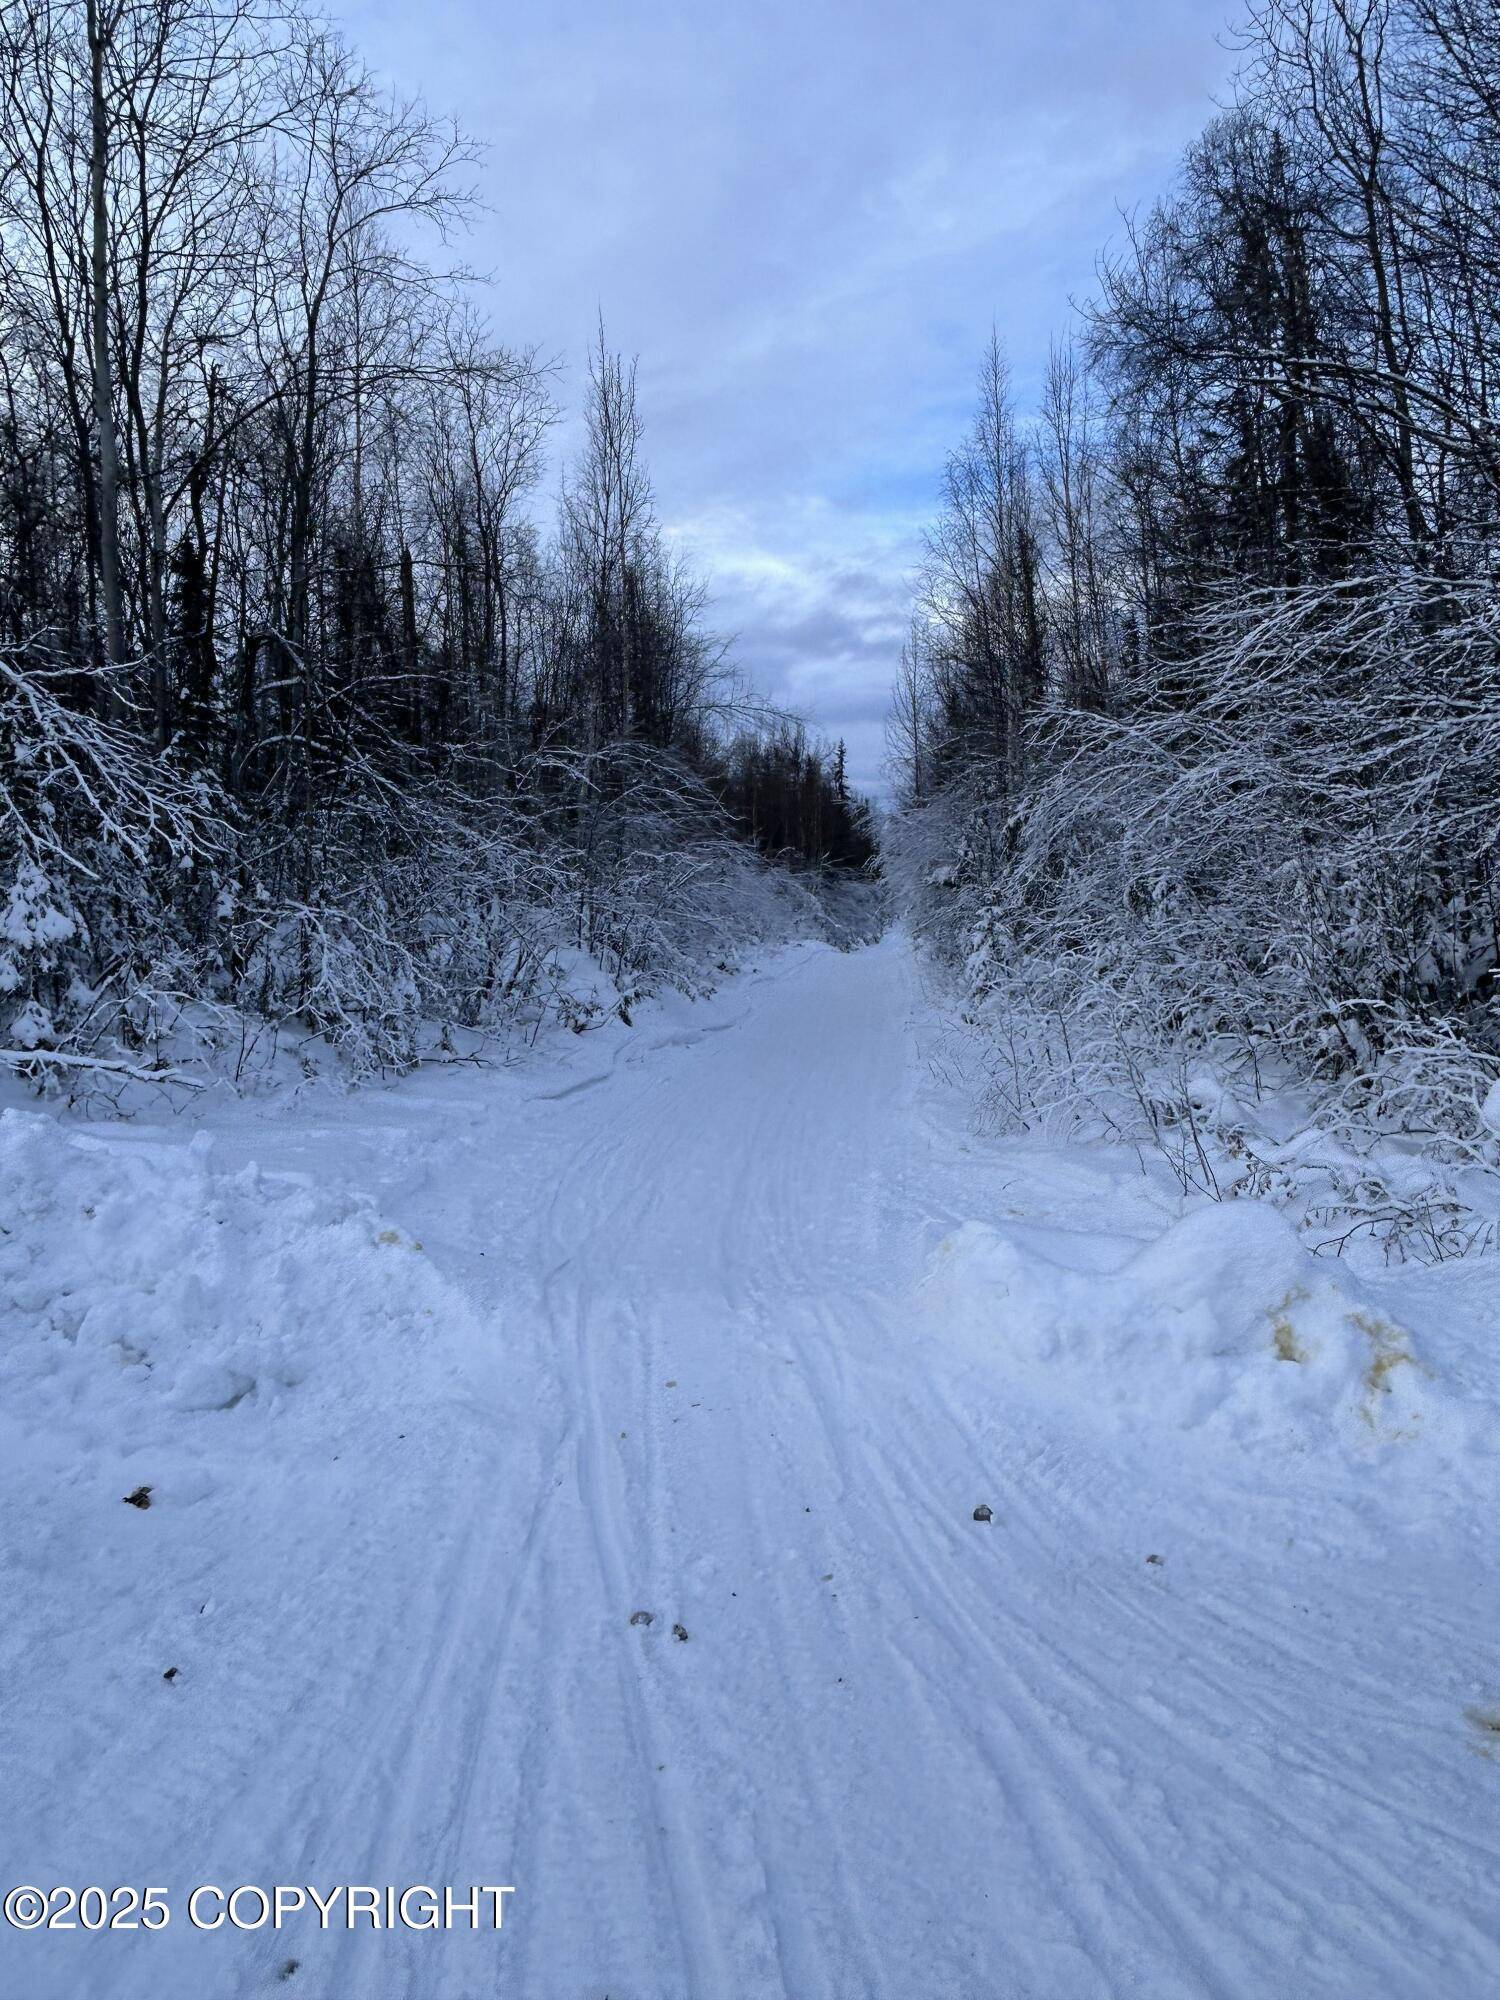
[3,936,1498,1998]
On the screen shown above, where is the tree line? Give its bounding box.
[884,0,1500,1251]
[0,0,869,1083]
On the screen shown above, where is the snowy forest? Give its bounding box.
[884,0,1500,1256]
[0,0,872,1089]
[9,3,1500,1995]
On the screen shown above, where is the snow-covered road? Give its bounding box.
[5,936,1499,1998]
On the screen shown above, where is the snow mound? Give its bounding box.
[920,1199,1499,1476]
[0,1105,482,1473]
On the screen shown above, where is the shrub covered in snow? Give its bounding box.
[0,701,838,1094]
[887,577,1500,1257]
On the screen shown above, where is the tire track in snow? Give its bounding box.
[714,1343,890,2000]
[891,1364,1500,1993]
[300,1420,572,1998]
[528,1073,760,1991]
[790,1302,1247,2000]
[565,1279,740,1999]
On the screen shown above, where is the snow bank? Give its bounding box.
[920,1198,1500,1484]
[0,1106,479,1454]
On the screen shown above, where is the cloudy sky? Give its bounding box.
[341,0,1237,795]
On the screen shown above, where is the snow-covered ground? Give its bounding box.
[3,935,1499,1999]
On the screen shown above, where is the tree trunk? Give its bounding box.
[86,0,126,698]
